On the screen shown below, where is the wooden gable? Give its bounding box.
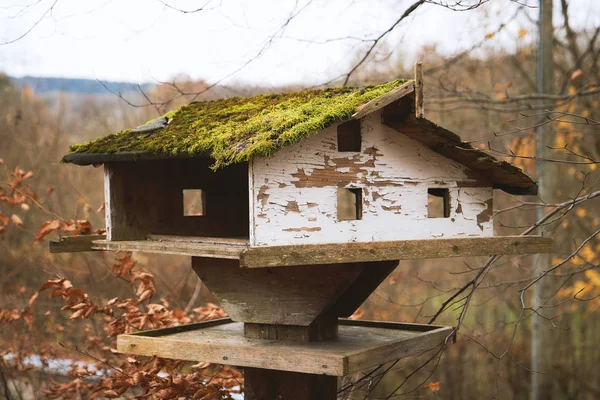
[249,109,494,246]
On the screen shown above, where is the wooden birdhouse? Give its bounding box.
[52,64,552,399]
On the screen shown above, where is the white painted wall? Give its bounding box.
[104,165,114,241]
[249,111,493,246]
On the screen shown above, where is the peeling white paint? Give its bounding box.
[250,111,493,246]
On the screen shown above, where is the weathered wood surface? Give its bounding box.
[244,317,338,342]
[325,260,398,318]
[351,80,414,120]
[104,159,250,241]
[88,235,551,267]
[117,319,452,376]
[240,236,554,268]
[91,239,246,259]
[146,234,248,245]
[192,257,365,326]
[49,235,106,253]
[244,368,337,400]
[249,111,495,247]
[414,62,424,119]
[382,115,537,195]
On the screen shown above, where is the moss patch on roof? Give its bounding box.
[67,79,408,168]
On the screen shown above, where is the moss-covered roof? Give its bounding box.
[66,79,409,169]
[64,79,537,194]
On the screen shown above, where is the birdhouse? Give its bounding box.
[51,64,552,399]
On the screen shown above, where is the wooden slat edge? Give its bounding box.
[117,330,344,376]
[240,236,554,268]
[124,318,233,337]
[345,326,454,374]
[91,239,245,260]
[352,81,414,120]
[49,234,106,253]
[338,318,445,332]
[414,62,424,119]
[146,234,249,246]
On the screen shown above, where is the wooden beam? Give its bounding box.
[244,317,338,342]
[49,235,106,253]
[414,62,424,119]
[117,319,452,376]
[85,235,551,267]
[91,239,246,259]
[146,234,248,245]
[239,236,553,268]
[244,368,337,400]
[351,80,414,120]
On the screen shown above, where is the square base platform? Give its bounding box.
[117,318,453,376]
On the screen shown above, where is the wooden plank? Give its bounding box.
[118,322,345,375]
[146,234,249,245]
[128,318,233,337]
[91,239,245,259]
[89,236,551,266]
[338,318,445,333]
[239,236,553,268]
[351,80,414,120]
[117,319,452,376]
[49,235,107,253]
[345,325,452,373]
[414,62,424,119]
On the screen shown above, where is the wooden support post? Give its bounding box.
[244,316,338,342]
[414,62,424,119]
[244,368,337,400]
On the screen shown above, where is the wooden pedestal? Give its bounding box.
[105,254,462,398]
[191,258,398,328]
[244,368,337,400]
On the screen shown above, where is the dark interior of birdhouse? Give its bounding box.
[105,159,249,241]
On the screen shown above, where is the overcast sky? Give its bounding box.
[0,0,598,86]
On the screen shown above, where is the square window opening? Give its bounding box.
[337,120,361,152]
[337,188,363,221]
[183,189,206,216]
[428,188,450,218]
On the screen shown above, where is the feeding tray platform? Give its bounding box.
[117,318,453,376]
[51,234,553,268]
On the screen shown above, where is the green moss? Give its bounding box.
[66,79,408,168]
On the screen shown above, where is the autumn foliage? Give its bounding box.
[0,158,239,399]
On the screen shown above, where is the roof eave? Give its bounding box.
[495,183,538,196]
[62,151,208,166]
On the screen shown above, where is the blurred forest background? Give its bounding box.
[1,0,599,399]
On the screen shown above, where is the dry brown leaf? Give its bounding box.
[427,381,441,392]
[570,69,584,81]
[35,219,61,242]
[28,291,39,308]
[11,214,23,226]
[70,309,86,320]
[103,390,119,398]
